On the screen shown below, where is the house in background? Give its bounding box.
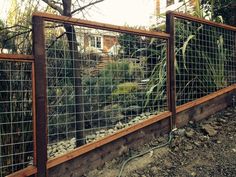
[79,29,119,56]
[76,29,120,73]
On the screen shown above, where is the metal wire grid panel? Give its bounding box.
[44,22,168,158]
[174,18,236,106]
[0,60,34,177]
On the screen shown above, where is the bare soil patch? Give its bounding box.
[85,106,236,177]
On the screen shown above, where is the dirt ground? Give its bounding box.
[85,106,236,177]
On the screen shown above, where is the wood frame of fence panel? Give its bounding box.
[8,85,236,177]
[169,11,236,32]
[0,54,37,177]
[32,63,37,167]
[171,10,236,107]
[166,12,176,129]
[6,166,37,177]
[47,111,172,168]
[0,54,34,62]
[32,16,48,177]
[4,11,236,177]
[31,11,174,171]
[47,85,236,177]
[9,11,232,176]
[165,10,236,128]
[176,84,236,113]
[32,12,170,39]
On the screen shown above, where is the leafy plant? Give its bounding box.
[144,44,167,111]
[82,59,146,127]
[175,16,231,105]
[112,82,139,95]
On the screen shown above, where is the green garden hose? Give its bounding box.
[117,128,177,177]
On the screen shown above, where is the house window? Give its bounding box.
[167,0,174,6]
[90,36,102,49]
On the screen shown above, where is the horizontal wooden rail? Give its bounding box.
[48,84,236,169]
[176,84,236,113]
[32,12,170,39]
[168,11,236,32]
[47,111,171,169]
[0,54,34,62]
[6,166,37,177]
[6,85,236,176]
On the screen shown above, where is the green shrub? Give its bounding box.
[112,82,139,95]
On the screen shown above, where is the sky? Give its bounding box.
[89,0,155,27]
[0,0,155,27]
[0,0,10,22]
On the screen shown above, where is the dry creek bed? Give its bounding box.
[84,106,236,177]
[47,111,157,158]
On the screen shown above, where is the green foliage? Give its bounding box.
[100,104,124,124]
[46,38,76,141]
[118,33,168,112]
[112,82,139,95]
[195,0,204,18]
[144,44,167,110]
[0,20,16,51]
[118,33,144,57]
[0,61,33,176]
[111,82,144,110]
[175,18,232,104]
[98,61,144,82]
[182,34,195,70]
[82,59,147,125]
[201,35,227,89]
[202,0,236,26]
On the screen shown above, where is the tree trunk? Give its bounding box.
[62,0,85,146]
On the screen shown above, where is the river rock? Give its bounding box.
[185,144,193,150]
[175,128,186,136]
[116,122,123,129]
[201,124,217,136]
[135,116,142,120]
[87,134,96,140]
[185,129,195,138]
[225,112,233,117]
[218,118,227,123]
[108,129,114,134]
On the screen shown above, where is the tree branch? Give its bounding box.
[0,25,30,32]
[62,0,72,16]
[71,0,104,15]
[2,29,32,47]
[51,0,63,5]
[47,32,66,49]
[41,0,63,15]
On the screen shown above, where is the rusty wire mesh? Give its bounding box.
[175,18,236,106]
[44,22,168,158]
[0,60,34,177]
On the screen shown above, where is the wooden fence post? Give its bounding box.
[32,16,48,177]
[166,11,176,129]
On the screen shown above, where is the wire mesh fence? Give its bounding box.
[1,11,236,176]
[0,59,34,177]
[174,18,236,106]
[44,22,168,158]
